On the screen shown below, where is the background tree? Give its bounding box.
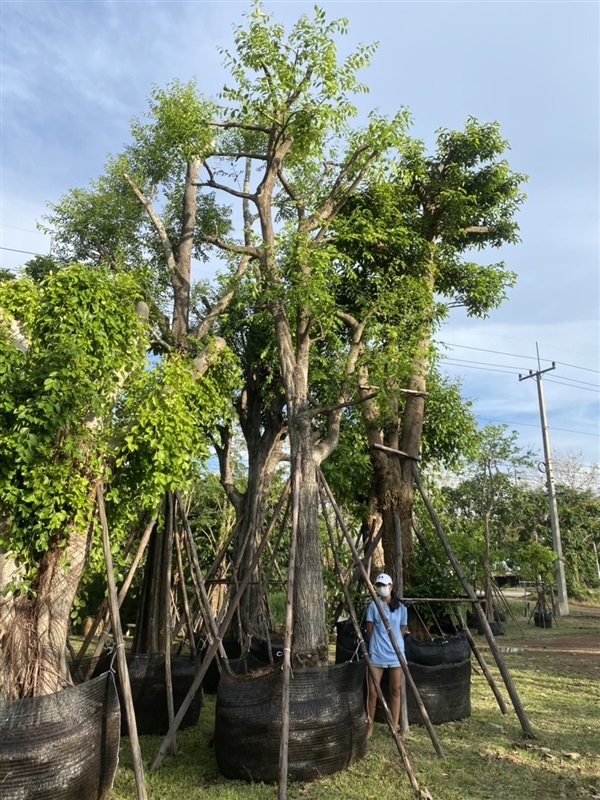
[331,120,525,584]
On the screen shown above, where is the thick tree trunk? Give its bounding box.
[131,504,172,655]
[0,523,92,700]
[171,158,200,349]
[288,409,328,667]
[234,439,284,639]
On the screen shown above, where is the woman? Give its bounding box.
[365,572,408,737]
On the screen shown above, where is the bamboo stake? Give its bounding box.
[76,515,157,669]
[174,526,196,654]
[96,483,147,800]
[164,493,177,756]
[412,464,535,739]
[82,516,157,679]
[150,480,292,771]
[329,522,384,624]
[175,491,231,673]
[278,454,300,800]
[319,488,431,799]
[318,469,445,758]
[455,611,508,715]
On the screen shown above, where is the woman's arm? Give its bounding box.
[365,621,374,641]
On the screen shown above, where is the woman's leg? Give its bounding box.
[367,666,384,738]
[388,666,402,731]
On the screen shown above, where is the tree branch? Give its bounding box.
[123,173,177,273]
[200,234,261,259]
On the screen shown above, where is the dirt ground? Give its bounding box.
[481,601,600,680]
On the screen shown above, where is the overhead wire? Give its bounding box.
[439,340,599,375]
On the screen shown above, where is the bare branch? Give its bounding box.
[277,168,305,221]
[463,225,497,235]
[123,173,177,273]
[193,254,251,340]
[194,179,255,201]
[309,392,377,420]
[200,234,261,259]
[209,119,271,134]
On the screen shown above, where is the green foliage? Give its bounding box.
[516,541,556,583]
[0,265,146,575]
[220,2,378,158]
[0,265,238,589]
[129,81,216,183]
[23,254,65,284]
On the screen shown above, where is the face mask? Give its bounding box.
[376,584,391,598]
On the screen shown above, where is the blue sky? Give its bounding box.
[1,0,598,466]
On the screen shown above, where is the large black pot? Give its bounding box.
[404,631,470,666]
[215,660,368,782]
[375,633,472,726]
[93,652,202,735]
[406,658,471,725]
[0,672,120,800]
[534,610,553,628]
[334,619,366,664]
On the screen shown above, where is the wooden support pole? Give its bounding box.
[329,522,384,624]
[318,469,445,759]
[96,483,147,800]
[412,464,535,739]
[174,526,196,653]
[76,514,157,670]
[455,611,508,715]
[319,488,431,799]
[164,493,177,756]
[278,454,300,800]
[175,491,230,672]
[150,480,291,771]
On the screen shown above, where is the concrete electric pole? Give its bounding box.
[519,353,569,616]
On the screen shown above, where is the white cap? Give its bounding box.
[374,573,392,585]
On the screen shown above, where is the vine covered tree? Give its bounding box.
[0,265,234,698]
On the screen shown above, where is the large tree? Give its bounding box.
[189,4,409,664]
[332,120,526,583]
[0,263,234,697]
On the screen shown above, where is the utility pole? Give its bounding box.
[519,349,569,616]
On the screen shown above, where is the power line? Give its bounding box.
[0,246,47,257]
[440,340,599,375]
[545,378,600,393]
[476,416,599,438]
[442,358,599,391]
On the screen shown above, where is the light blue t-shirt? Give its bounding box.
[366,600,408,665]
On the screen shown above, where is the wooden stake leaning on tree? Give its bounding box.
[175,491,231,674]
[75,514,157,674]
[278,454,301,800]
[454,611,508,715]
[412,464,535,739]
[319,487,432,800]
[492,580,525,635]
[173,525,197,655]
[328,520,384,625]
[96,482,148,800]
[164,493,177,756]
[151,480,292,771]
[317,469,445,758]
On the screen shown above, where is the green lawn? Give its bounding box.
[110,606,600,800]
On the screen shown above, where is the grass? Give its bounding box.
[109,603,600,800]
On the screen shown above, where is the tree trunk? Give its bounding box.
[483,511,494,622]
[132,502,172,655]
[171,158,200,349]
[288,404,329,667]
[0,522,92,700]
[234,439,284,639]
